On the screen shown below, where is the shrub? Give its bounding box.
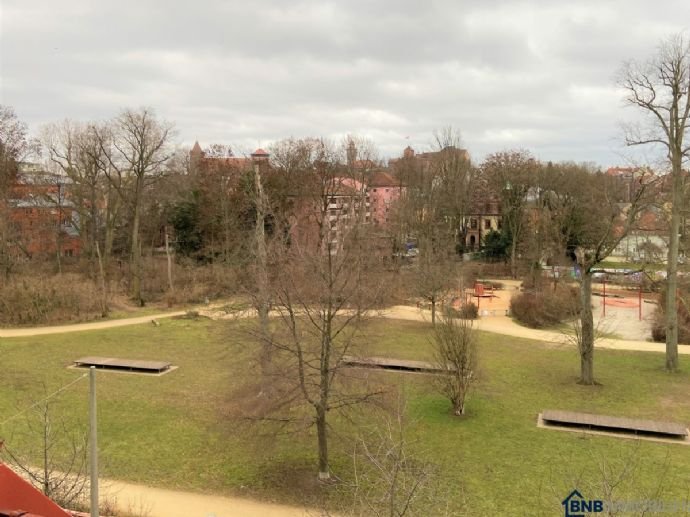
[141,257,239,304]
[0,274,104,326]
[444,302,478,320]
[510,284,580,328]
[650,283,690,344]
[459,302,479,319]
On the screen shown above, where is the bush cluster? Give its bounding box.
[140,258,240,305]
[0,274,103,325]
[445,302,479,320]
[650,283,690,344]
[510,284,580,328]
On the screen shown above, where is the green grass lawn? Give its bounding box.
[1,317,690,515]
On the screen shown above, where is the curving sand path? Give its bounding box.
[101,479,314,517]
[0,298,682,355]
[380,305,690,354]
[0,312,187,338]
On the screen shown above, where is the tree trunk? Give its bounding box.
[579,270,595,385]
[431,298,436,325]
[665,160,682,372]
[104,186,117,272]
[254,165,271,373]
[510,238,518,279]
[316,306,332,482]
[95,242,109,317]
[130,200,143,306]
[316,404,329,480]
[165,229,174,293]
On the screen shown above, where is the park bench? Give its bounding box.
[541,409,688,440]
[73,356,172,375]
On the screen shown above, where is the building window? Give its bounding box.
[497,219,502,230]
[484,220,491,230]
[470,218,478,230]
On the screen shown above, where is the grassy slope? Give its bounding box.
[1,318,690,515]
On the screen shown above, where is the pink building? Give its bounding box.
[368,171,402,226]
[287,175,371,254]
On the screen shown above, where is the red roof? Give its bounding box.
[0,463,71,517]
[369,171,399,188]
[251,148,269,156]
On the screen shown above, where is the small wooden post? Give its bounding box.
[639,283,643,321]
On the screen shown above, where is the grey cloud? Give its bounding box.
[2,0,690,167]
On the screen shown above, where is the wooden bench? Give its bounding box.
[341,355,452,374]
[73,356,172,374]
[541,409,688,439]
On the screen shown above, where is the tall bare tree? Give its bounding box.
[95,108,174,305]
[568,168,649,384]
[395,129,472,322]
[0,105,28,194]
[41,121,119,285]
[482,150,539,278]
[0,105,30,278]
[264,139,385,481]
[619,33,690,371]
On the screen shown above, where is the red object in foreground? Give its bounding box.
[0,463,71,517]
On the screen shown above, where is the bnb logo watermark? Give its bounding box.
[562,490,603,517]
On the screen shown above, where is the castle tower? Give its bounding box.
[190,140,204,174]
[346,140,357,168]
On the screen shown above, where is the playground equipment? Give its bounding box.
[466,282,495,312]
[600,276,644,321]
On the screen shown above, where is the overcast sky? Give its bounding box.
[1,0,689,167]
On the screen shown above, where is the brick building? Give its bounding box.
[6,163,81,260]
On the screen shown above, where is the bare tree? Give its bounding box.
[431,128,476,253]
[252,158,272,375]
[570,168,650,384]
[350,398,437,517]
[482,150,539,278]
[0,105,30,278]
[0,105,28,194]
[395,130,472,323]
[1,391,89,510]
[41,121,106,273]
[95,108,175,305]
[263,139,386,481]
[413,240,456,324]
[432,312,478,416]
[619,33,690,372]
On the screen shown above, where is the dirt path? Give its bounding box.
[102,479,314,517]
[0,299,682,355]
[380,305,690,355]
[0,312,188,338]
